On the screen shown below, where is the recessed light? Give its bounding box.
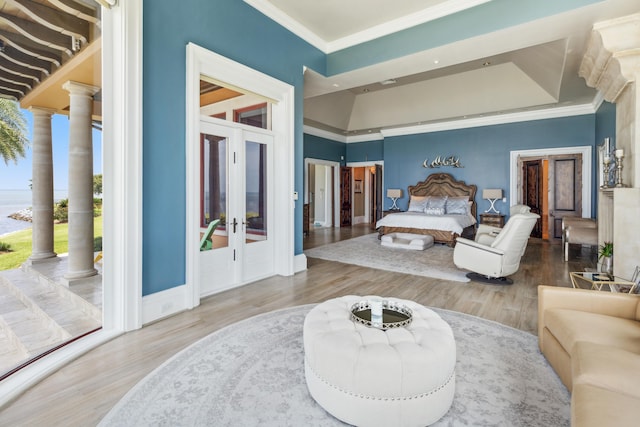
[380,79,397,85]
[434,59,439,64]
[482,61,491,66]
[332,83,340,87]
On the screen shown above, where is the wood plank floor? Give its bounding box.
[0,225,595,425]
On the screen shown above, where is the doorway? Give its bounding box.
[186,43,295,307]
[198,118,274,295]
[510,146,591,241]
[304,160,339,229]
[346,161,384,227]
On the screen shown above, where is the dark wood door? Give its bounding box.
[340,167,352,227]
[548,154,582,239]
[522,159,543,238]
[370,164,383,227]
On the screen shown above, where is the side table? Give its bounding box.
[570,272,637,294]
[479,213,505,228]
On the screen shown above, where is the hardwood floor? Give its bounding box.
[0,225,595,425]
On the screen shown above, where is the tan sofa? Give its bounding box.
[538,286,640,426]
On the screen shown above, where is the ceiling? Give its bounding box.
[248,0,639,139]
[0,0,101,115]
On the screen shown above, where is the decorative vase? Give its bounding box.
[600,256,613,276]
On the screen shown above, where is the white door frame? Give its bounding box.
[509,146,592,217]
[304,158,340,228]
[186,43,295,308]
[347,161,384,223]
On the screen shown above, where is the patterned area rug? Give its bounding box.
[305,233,470,282]
[99,305,570,426]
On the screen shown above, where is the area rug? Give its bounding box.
[305,233,470,282]
[99,305,570,426]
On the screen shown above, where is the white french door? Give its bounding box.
[198,117,274,296]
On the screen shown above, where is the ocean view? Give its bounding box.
[0,189,68,237]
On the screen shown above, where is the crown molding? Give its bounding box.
[244,0,328,51]
[244,0,491,54]
[381,103,596,138]
[305,103,597,143]
[326,0,491,53]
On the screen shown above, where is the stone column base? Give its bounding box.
[62,268,98,287]
[25,253,59,266]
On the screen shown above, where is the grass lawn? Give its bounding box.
[0,216,102,271]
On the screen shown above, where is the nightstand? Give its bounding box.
[479,213,505,228]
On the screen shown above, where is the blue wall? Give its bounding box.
[303,134,346,163]
[346,140,384,163]
[142,0,325,296]
[382,115,596,214]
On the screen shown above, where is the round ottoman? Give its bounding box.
[303,296,456,427]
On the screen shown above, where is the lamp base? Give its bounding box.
[389,198,399,210]
[485,198,500,214]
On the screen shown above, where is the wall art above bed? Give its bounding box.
[422,156,463,168]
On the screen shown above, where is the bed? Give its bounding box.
[376,173,477,246]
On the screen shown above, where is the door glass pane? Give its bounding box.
[235,104,267,129]
[246,140,266,243]
[200,133,228,251]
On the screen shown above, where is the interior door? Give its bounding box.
[374,164,383,222]
[548,154,582,239]
[522,159,543,238]
[340,167,352,227]
[198,118,274,296]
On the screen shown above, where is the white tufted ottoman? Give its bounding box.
[303,296,456,427]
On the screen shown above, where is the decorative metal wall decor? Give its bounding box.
[422,156,463,168]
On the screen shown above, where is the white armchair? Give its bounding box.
[475,204,531,245]
[454,211,540,284]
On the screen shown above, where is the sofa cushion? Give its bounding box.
[545,308,640,355]
[572,341,640,399]
[572,382,640,427]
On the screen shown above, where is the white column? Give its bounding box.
[63,81,99,281]
[27,107,57,263]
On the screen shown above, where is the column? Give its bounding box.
[27,107,57,263]
[63,81,99,281]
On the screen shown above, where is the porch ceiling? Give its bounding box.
[0,0,101,116]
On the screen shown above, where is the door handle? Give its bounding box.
[232,217,238,233]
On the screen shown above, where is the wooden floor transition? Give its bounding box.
[0,224,595,425]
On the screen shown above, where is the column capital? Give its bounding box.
[62,81,100,97]
[579,13,640,103]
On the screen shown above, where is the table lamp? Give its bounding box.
[387,188,402,211]
[483,188,503,214]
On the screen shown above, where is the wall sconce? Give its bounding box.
[483,188,503,214]
[387,188,402,211]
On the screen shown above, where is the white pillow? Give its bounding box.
[425,196,447,211]
[408,195,428,212]
[425,207,445,215]
[446,196,469,215]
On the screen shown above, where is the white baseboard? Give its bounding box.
[142,284,190,325]
[294,253,307,273]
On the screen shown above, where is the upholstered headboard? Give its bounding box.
[407,173,478,218]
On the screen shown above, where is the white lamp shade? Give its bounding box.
[387,189,402,198]
[482,188,502,199]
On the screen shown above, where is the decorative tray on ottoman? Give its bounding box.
[350,299,413,330]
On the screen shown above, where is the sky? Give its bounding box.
[0,109,103,191]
